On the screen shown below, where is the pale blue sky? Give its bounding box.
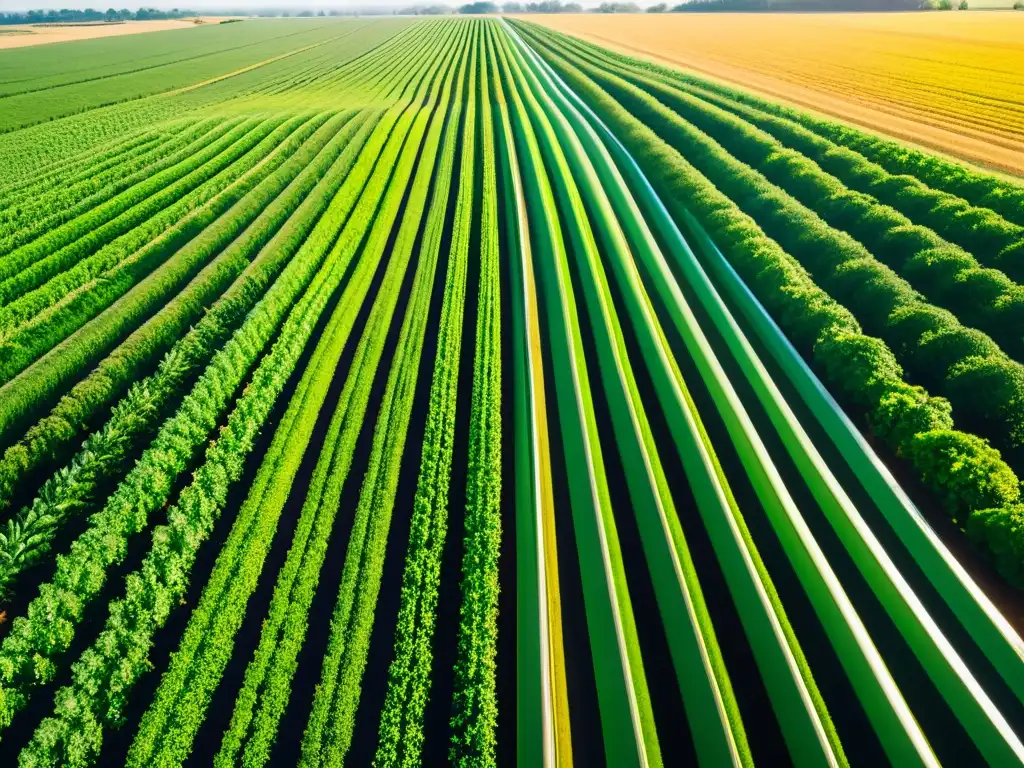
[0,1,393,10]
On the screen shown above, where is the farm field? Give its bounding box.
[0,18,243,51]
[524,12,1024,175]
[2,13,1024,768]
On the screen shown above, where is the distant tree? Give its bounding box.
[459,0,499,10]
[503,1,524,9]
[958,0,968,7]
[595,1,640,9]
[523,1,578,11]
[937,0,953,7]
[647,2,667,9]
[1015,1,1024,9]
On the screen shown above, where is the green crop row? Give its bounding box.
[0,119,225,258]
[208,23,466,768]
[0,116,253,297]
[0,126,165,210]
[521,25,1024,764]
[0,117,354,450]
[295,27,472,768]
[546,32,1024,267]
[525,30,1024,465]
[448,25,503,767]
[0,110,391,732]
[0,111,373,599]
[487,24,576,765]
[13,98,439,762]
[124,34,450,768]
[564,34,1024,232]
[0,113,306,358]
[496,25,672,766]
[662,79,1023,270]
[563,51,1024,360]
[375,23,478,768]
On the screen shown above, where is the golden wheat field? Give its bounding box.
[525,11,1024,175]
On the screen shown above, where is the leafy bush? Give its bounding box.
[869,383,953,449]
[967,506,1024,585]
[815,332,902,407]
[909,430,1020,521]
[997,239,1024,280]
[946,357,1024,448]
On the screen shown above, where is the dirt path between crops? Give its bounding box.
[524,14,1024,179]
[0,18,242,50]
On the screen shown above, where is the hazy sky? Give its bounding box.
[0,1,389,10]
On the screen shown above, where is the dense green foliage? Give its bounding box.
[1,16,1023,768]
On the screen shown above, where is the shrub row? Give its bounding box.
[522,26,1024,584]
[0,111,373,597]
[125,99,418,768]
[552,32,1024,271]
[555,31,1024,233]
[0,117,250,295]
[376,33,476,767]
[562,52,1024,360]
[530,33,1024,460]
[0,119,224,259]
[659,79,1024,272]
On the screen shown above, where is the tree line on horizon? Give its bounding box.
[0,7,198,25]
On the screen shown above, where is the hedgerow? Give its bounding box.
[663,82,1024,270]
[570,60,1024,358]
[519,24,1024,584]
[525,32,1024,461]
[544,29,1024,232]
